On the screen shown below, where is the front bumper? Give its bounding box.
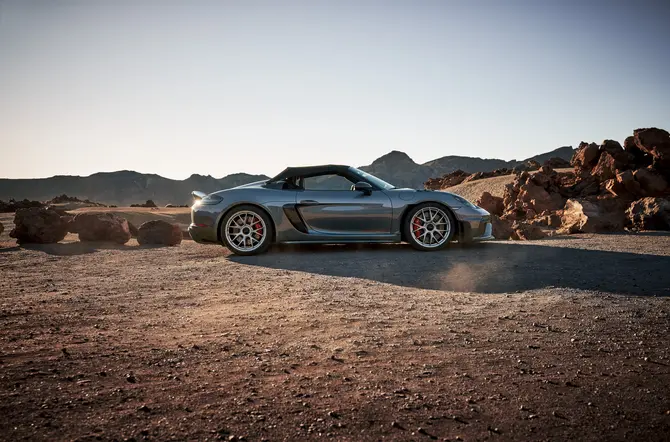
[457,216,494,242]
[188,223,218,244]
[472,222,494,241]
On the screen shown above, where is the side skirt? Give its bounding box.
[279,237,401,244]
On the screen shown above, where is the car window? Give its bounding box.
[302,174,355,190]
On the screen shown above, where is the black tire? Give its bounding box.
[220,205,274,256]
[403,203,456,251]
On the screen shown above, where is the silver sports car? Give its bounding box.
[189,165,493,255]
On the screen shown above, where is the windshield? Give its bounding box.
[349,167,396,190]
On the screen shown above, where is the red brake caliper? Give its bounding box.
[412,217,422,238]
[254,217,263,239]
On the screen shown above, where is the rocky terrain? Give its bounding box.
[0,227,669,441]
[0,147,574,206]
[430,128,670,241]
[0,130,668,440]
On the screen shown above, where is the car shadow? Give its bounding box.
[229,237,670,296]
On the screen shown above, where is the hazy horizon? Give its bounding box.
[2,0,669,180]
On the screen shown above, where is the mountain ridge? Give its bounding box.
[0,146,575,205]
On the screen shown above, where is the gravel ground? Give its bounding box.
[1,228,669,441]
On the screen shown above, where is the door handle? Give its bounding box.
[299,200,319,206]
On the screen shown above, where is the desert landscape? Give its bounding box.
[2,148,670,440]
[3,2,670,440]
[1,230,670,441]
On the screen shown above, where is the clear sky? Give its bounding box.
[1,0,669,179]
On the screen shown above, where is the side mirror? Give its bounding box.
[354,181,373,195]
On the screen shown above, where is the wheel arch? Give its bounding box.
[216,203,277,244]
[399,201,461,242]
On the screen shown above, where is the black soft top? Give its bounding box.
[268,165,352,182]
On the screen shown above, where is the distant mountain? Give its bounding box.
[359,151,435,189]
[360,146,575,189]
[0,146,575,204]
[0,171,269,206]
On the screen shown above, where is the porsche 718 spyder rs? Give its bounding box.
[188,165,493,255]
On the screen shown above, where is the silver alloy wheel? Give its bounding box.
[224,210,267,253]
[410,207,451,248]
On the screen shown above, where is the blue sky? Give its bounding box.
[1,0,669,179]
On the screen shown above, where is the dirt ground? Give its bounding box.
[1,214,669,441]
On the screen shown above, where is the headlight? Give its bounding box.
[452,195,478,209]
[200,194,223,205]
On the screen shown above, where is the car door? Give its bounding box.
[296,174,393,234]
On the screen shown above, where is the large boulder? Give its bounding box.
[634,127,670,173]
[517,181,564,214]
[490,215,514,240]
[0,199,44,213]
[591,151,618,181]
[476,192,504,216]
[569,175,601,197]
[559,198,625,233]
[9,207,70,244]
[624,135,653,168]
[137,220,182,246]
[615,170,642,197]
[511,222,546,240]
[633,167,668,196]
[600,139,624,155]
[626,198,670,230]
[71,212,131,244]
[502,170,566,221]
[571,142,600,170]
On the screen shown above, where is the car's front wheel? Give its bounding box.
[221,205,274,255]
[404,203,455,251]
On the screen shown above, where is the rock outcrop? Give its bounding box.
[0,199,44,213]
[137,220,182,246]
[424,170,470,190]
[70,213,131,244]
[490,215,514,240]
[446,127,670,240]
[558,198,626,234]
[511,222,546,240]
[47,194,106,207]
[476,192,504,217]
[634,128,670,175]
[9,207,70,244]
[131,200,158,208]
[626,197,670,230]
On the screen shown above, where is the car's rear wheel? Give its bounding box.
[221,205,274,256]
[404,203,455,251]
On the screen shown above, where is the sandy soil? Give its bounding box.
[447,168,573,201]
[1,216,669,441]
